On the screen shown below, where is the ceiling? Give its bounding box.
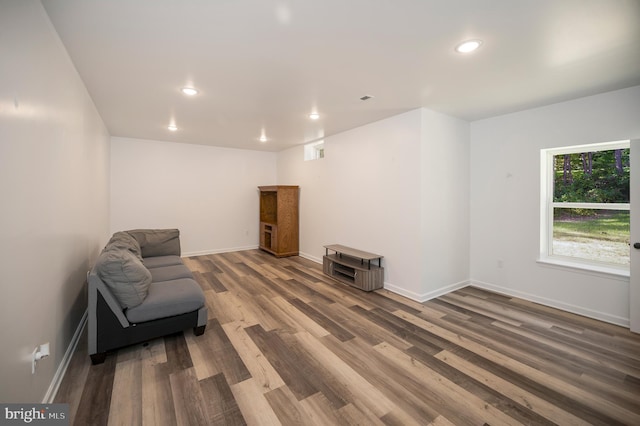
[41,0,640,152]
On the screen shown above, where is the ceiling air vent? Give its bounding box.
[359,95,374,101]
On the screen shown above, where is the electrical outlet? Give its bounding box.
[32,342,50,374]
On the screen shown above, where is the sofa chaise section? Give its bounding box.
[88,229,207,364]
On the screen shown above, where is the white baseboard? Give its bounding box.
[43,310,87,403]
[384,280,470,303]
[298,251,322,264]
[470,279,629,328]
[300,251,470,304]
[182,245,259,257]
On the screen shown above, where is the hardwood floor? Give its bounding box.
[55,250,640,425]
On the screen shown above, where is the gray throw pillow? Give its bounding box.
[105,231,143,260]
[95,248,152,308]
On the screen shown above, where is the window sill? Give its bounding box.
[537,257,630,280]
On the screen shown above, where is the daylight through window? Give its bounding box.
[541,140,630,270]
[304,140,324,161]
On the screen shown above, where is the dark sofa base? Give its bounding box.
[92,291,206,365]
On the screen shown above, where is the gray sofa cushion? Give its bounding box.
[95,249,152,308]
[150,264,194,282]
[127,229,181,257]
[143,255,184,269]
[125,278,205,323]
[105,231,142,260]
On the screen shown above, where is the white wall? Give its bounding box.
[111,137,277,255]
[421,109,470,298]
[470,86,640,326]
[278,110,423,293]
[0,1,110,402]
[277,108,470,299]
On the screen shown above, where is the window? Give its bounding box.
[304,140,324,161]
[540,140,630,272]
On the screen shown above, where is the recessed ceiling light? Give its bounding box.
[455,39,482,53]
[309,112,320,120]
[168,124,178,131]
[181,87,198,96]
[259,135,267,142]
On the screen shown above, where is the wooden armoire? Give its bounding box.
[258,185,299,257]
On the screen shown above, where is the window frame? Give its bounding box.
[304,140,324,161]
[539,140,630,276]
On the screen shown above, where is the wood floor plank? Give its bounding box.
[337,403,387,426]
[393,309,640,425]
[298,392,343,426]
[259,263,295,281]
[578,372,640,413]
[283,264,325,284]
[108,347,143,426]
[220,276,286,329]
[230,379,283,426]
[221,320,286,393]
[182,256,222,274]
[441,292,525,327]
[354,305,448,355]
[508,295,629,338]
[428,414,460,426]
[199,373,247,426]
[210,255,246,280]
[269,295,331,338]
[54,329,91,421]
[421,298,472,321]
[320,335,442,424]
[163,332,193,374]
[141,336,167,365]
[405,346,555,426]
[379,410,425,426]
[455,349,626,426]
[492,319,640,379]
[433,349,589,425]
[72,354,116,426]
[169,367,209,426]
[288,298,355,342]
[308,282,377,310]
[311,301,413,350]
[374,341,525,426]
[452,289,584,333]
[138,334,175,426]
[205,288,260,327]
[245,324,319,400]
[272,276,335,305]
[293,330,396,418]
[141,358,177,426]
[234,255,281,281]
[276,332,349,410]
[203,271,228,293]
[55,250,640,425]
[251,294,302,333]
[185,317,251,383]
[444,306,640,398]
[233,274,284,300]
[264,386,307,425]
[375,288,435,313]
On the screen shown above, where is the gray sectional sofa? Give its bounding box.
[88,229,207,364]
